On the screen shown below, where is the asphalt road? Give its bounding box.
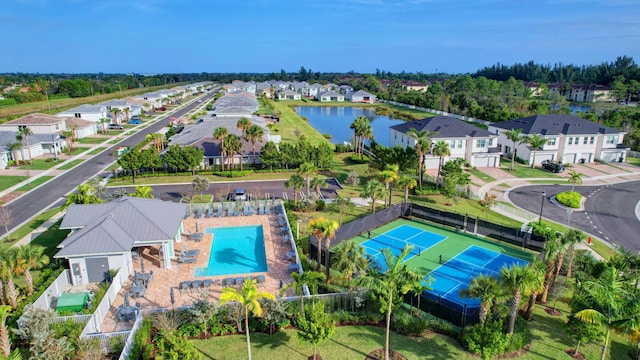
[5,92,217,231]
[507,180,640,253]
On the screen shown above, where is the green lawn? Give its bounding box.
[467,168,496,182]
[271,100,331,145]
[626,157,640,166]
[77,137,107,144]
[1,207,63,245]
[0,175,28,192]
[16,176,54,191]
[108,171,295,186]
[58,159,84,170]
[63,147,87,155]
[17,159,58,171]
[498,159,561,178]
[87,147,106,155]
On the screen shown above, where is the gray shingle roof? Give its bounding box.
[491,115,623,135]
[58,104,106,114]
[390,116,494,138]
[56,197,187,258]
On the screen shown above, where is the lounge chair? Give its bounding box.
[288,263,299,272]
[223,278,234,286]
[235,277,244,286]
[191,280,202,289]
[179,256,197,265]
[202,279,213,288]
[216,207,222,217]
[206,207,213,218]
[256,275,265,284]
[181,247,200,257]
[259,206,265,215]
[195,208,203,219]
[179,281,191,294]
[286,250,296,259]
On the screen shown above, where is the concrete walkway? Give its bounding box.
[12,210,65,248]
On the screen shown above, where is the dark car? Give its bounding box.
[541,160,565,173]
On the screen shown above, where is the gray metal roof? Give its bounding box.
[58,104,106,114]
[491,114,624,136]
[98,100,130,107]
[390,116,494,138]
[56,197,187,258]
[168,116,268,148]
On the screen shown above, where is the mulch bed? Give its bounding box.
[564,349,586,360]
[544,308,562,316]
[365,349,407,360]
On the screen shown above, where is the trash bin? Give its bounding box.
[455,225,460,233]
[579,158,586,164]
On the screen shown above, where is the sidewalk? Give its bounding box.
[12,210,65,248]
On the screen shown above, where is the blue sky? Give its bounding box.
[1,0,639,74]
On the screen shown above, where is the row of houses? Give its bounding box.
[222,80,377,103]
[389,114,628,167]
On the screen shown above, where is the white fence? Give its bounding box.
[31,269,71,310]
[629,150,640,158]
[495,202,538,223]
[80,258,133,336]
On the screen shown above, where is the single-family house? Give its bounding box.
[1,113,68,134]
[390,116,501,168]
[489,114,629,164]
[338,85,354,94]
[0,131,66,167]
[304,84,322,98]
[64,117,97,139]
[347,90,376,103]
[316,91,345,102]
[547,84,615,103]
[57,104,108,123]
[55,197,187,286]
[277,89,301,101]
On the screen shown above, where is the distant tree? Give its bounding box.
[222,134,242,172]
[478,192,498,218]
[15,132,25,166]
[259,141,280,171]
[298,162,318,195]
[327,194,355,225]
[246,124,264,165]
[182,145,204,175]
[118,149,143,183]
[213,127,228,171]
[360,179,386,212]
[309,176,327,199]
[406,128,437,191]
[504,128,524,171]
[140,147,162,174]
[192,175,209,194]
[7,143,21,166]
[396,175,417,203]
[524,134,548,168]
[65,183,102,208]
[568,170,583,194]
[0,208,12,241]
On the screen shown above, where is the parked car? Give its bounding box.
[227,189,248,201]
[541,160,565,173]
[108,124,125,130]
[128,119,141,125]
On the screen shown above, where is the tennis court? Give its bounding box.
[361,224,447,270]
[425,245,529,308]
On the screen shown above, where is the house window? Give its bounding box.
[590,136,595,145]
[547,137,556,146]
[74,113,81,118]
[568,137,574,145]
[583,137,588,145]
[498,144,503,151]
[606,136,618,144]
[476,139,486,148]
[401,135,404,143]
[55,124,59,130]
[488,138,494,147]
[18,125,26,131]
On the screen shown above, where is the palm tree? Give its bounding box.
[285,174,305,204]
[98,117,110,133]
[236,117,251,140]
[0,305,11,357]
[309,176,327,199]
[408,279,432,315]
[131,185,154,198]
[460,274,504,326]
[378,164,399,207]
[15,245,49,295]
[525,134,548,168]
[406,128,437,191]
[431,140,450,185]
[500,264,541,335]
[123,107,130,121]
[308,217,339,276]
[522,259,547,321]
[332,241,368,287]
[360,179,386,212]
[15,133,25,166]
[223,134,242,172]
[142,103,151,115]
[246,124,264,164]
[111,108,121,124]
[64,183,102,208]
[574,267,640,360]
[354,246,425,360]
[556,229,584,279]
[539,235,561,303]
[564,229,585,279]
[7,143,21,166]
[350,116,368,156]
[360,121,373,155]
[298,162,317,196]
[20,127,34,164]
[219,278,276,360]
[568,170,583,194]
[396,175,417,204]
[214,127,229,171]
[504,128,523,171]
[0,248,19,309]
[63,130,75,151]
[290,271,326,314]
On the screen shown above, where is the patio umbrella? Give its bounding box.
[170,288,175,309]
[124,292,130,308]
[140,257,145,274]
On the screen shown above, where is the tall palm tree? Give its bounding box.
[522,259,547,321]
[500,264,541,335]
[378,164,399,207]
[63,130,75,151]
[539,235,561,303]
[7,143,21,166]
[360,179,386,212]
[0,305,11,357]
[298,162,317,195]
[562,229,585,278]
[131,185,154,199]
[111,108,121,124]
[123,107,130,121]
[408,280,432,315]
[214,127,229,171]
[309,176,327,199]
[460,274,504,326]
[308,217,339,276]
[98,118,110,133]
[525,134,548,168]
[219,278,276,360]
[64,183,102,208]
[396,175,417,204]
[574,267,640,360]
[246,124,264,164]
[285,174,305,204]
[431,140,450,185]
[350,116,368,156]
[504,128,523,171]
[406,128,437,191]
[360,121,373,155]
[223,134,242,172]
[0,248,19,309]
[333,241,368,287]
[290,271,326,314]
[15,245,49,295]
[354,246,425,360]
[20,127,34,164]
[568,170,583,194]
[236,117,251,140]
[15,133,25,166]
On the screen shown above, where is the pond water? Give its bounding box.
[294,106,406,147]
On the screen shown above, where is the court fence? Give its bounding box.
[405,291,480,328]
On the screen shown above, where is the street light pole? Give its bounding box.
[296,219,301,240]
[538,191,546,225]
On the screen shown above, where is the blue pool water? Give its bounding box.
[195,225,268,276]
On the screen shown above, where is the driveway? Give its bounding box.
[507,181,640,253]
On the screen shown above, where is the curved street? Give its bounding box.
[507,180,640,253]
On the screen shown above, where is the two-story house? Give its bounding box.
[390,116,501,168]
[489,114,629,165]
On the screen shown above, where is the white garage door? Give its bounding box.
[600,152,618,162]
[562,153,577,164]
[473,157,491,167]
[535,153,555,164]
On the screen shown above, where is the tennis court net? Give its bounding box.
[438,255,499,276]
[369,235,424,256]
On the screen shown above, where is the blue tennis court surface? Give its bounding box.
[362,224,446,271]
[425,246,529,308]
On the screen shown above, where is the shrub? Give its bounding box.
[391,309,430,336]
[211,170,254,178]
[344,170,360,186]
[334,143,352,153]
[315,200,326,211]
[349,154,369,163]
[323,133,332,139]
[556,191,582,208]
[129,318,154,360]
[461,320,510,360]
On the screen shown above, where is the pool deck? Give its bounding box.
[100,213,297,332]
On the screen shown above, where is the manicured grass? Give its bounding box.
[77,137,108,144]
[0,175,28,191]
[322,152,370,184]
[499,159,561,178]
[271,101,330,145]
[17,159,58,171]
[58,159,84,170]
[467,168,496,182]
[16,176,54,191]
[193,325,471,360]
[586,238,617,259]
[192,194,212,203]
[1,207,63,245]
[87,147,106,155]
[107,171,296,186]
[63,147,86,155]
[626,157,640,166]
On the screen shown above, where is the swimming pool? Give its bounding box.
[195,225,268,276]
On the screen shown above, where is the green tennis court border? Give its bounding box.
[346,218,536,276]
